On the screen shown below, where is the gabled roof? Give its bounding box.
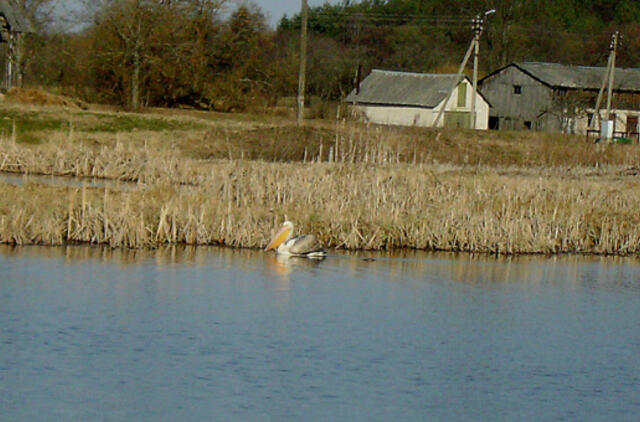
[345,69,483,109]
[0,0,34,34]
[481,62,640,92]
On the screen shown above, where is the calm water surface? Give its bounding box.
[1,246,639,421]
[0,172,140,190]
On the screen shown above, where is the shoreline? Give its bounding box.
[4,241,640,261]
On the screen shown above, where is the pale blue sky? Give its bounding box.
[249,0,339,27]
[58,0,341,29]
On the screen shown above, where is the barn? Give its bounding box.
[345,69,490,130]
[0,0,34,89]
[480,62,640,137]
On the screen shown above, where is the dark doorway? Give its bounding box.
[489,116,499,130]
[626,116,638,140]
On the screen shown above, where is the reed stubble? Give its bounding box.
[2,161,640,255]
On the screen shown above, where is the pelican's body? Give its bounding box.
[265,221,327,259]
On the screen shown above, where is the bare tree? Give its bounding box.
[91,0,174,109]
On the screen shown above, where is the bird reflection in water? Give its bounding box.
[265,253,325,287]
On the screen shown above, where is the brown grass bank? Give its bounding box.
[3,101,640,171]
[3,161,640,255]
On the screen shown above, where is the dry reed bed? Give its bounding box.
[0,136,207,185]
[2,161,640,255]
[2,131,640,188]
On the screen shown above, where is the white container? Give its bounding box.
[600,120,614,139]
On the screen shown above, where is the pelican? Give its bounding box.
[265,221,327,259]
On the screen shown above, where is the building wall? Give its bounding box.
[575,109,640,139]
[352,80,490,129]
[352,105,437,127]
[480,66,556,131]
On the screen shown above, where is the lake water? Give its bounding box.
[0,172,139,191]
[1,245,639,421]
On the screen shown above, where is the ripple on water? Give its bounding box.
[1,246,639,421]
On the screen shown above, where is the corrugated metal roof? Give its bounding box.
[516,62,640,91]
[0,0,34,34]
[345,69,466,108]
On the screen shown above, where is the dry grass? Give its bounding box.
[3,103,640,255]
[2,161,640,255]
[3,101,640,169]
[4,88,88,110]
[2,120,640,186]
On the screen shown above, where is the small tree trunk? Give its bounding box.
[15,33,24,87]
[132,47,140,110]
[6,33,15,90]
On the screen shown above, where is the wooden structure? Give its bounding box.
[345,69,491,129]
[480,62,640,135]
[0,0,34,90]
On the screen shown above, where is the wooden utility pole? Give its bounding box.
[471,16,482,130]
[605,31,619,121]
[433,10,493,129]
[590,32,619,139]
[589,45,613,131]
[432,39,475,128]
[297,0,309,125]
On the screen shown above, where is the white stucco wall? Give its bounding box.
[353,105,437,127]
[574,109,640,138]
[351,80,490,130]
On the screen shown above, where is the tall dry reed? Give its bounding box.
[3,161,640,255]
[4,104,640,255]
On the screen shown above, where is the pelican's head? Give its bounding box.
[265,221,294,251]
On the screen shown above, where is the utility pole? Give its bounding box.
[432,38,475,128]
[297,0,309,126]
[433,9,494,129]
[471,15,482,130]
[589,52,612,131]
[591,32,619,139]
[605,31,619,123]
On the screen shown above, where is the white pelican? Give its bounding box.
[265,221,327,259]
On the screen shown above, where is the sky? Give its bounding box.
[58,0,341,29]
[247,0,339,27]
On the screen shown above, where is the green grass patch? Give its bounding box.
[0,110,66,143]
[80,113,203,132]
[0,109,204,143]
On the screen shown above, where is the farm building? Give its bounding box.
[0,0,34,89]
[345,69,490,129]
[480,62,640,137]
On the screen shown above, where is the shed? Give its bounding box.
[480,62,640,135]
[0,0,33,37]
[345,69,490,130]
[0,0,34,89]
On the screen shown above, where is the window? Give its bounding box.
[556,88,568,97]
[457,83,467,107]
[513,85,522,94]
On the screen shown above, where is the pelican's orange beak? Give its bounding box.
[265,225,292,251]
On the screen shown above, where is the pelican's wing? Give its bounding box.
[289,235,325,255]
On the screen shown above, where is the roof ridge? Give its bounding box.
[372,69,460,78]
[519,61,640,72]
